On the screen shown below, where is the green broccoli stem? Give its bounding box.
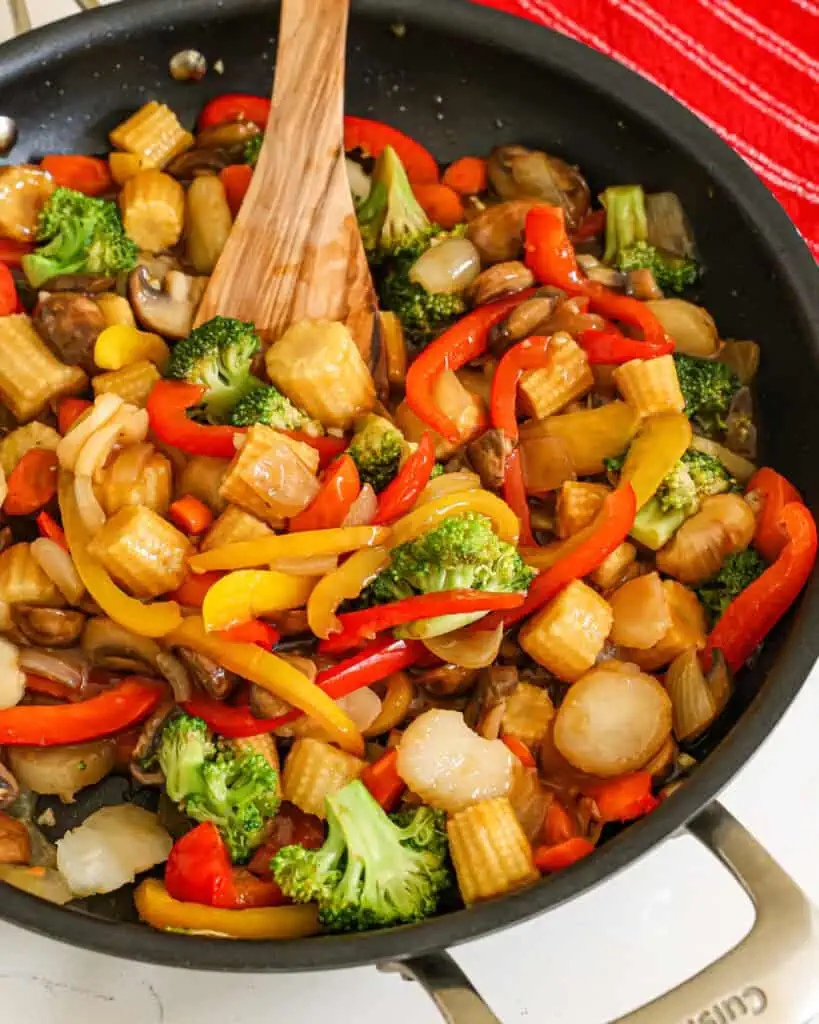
[395,609,489,639]
[601,184,649,263]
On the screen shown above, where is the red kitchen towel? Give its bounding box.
[472,0,819,259]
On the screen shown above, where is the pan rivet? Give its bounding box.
[169,49,208,83]
[0,117,18,155]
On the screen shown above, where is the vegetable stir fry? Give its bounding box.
[0,92,813,943]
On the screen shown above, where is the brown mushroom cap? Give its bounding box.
[0,763,20,809]
[11,607,85,648]
[487,145,590,230]
[128,263,207,340]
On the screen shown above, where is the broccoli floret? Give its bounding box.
[166,316,263,424]
[157,712,279,862]
[600,184,698,294]
[603,451,627,478]
[379,249,467,347]
[157,714,214,803]
[357,511,536,637]
[22,187,138,289]
[680,449,737,497]
[244,133,263,167]
[272,779,451,932]
[229,384,320,433]
[356,144,437,260]
[429,462,445,479]
[348,414,406,492]
[696,549,767,625]
[674,353,740,437]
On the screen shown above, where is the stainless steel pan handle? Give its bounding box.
[384,802,819,1023]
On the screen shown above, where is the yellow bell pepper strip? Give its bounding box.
[362,671,415,737]
[94,324,170,371]
[166,616,364,755]
[389,489,520,548]
[202,570,317,632]
[58,472,181,638]
[134,878,321,939]
[620,413,692,509]
[307,546,390,639]
[188,525,391,574]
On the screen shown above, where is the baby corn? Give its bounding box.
[282,738,364,819]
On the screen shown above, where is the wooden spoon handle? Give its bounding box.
[195,0,375,350]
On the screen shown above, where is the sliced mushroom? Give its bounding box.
[129,263,207,340]
[466,199,538,264]
[11,607,85,648]
[175,646,237,700]
[196,121,261,154]
[487,146,590,230]
[0,810,30,864]
[248,683,291,720]
[44,274,116,294]
[0,763,20,809]
[33,292,107,376]
[467,428,513,492]
[415,664,479,698]
[468,260,534,306]
[155,651,193,704]
[467,665,519,739]
[626,267,663,302]
[488,291,563,357]
[166,149,233,180]
[131,701,178,786]
[82,617,162,674]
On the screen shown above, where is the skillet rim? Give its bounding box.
[0,0,818,972]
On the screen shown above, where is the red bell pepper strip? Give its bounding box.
[0,678,163,746]
[248,803,326,881]
[405,290,535,443]
[4,449,59,516]
[168,570,225,608]
[219,164,254,217]
[524,206,670,348]
[0,239,33,267]
[361,748,405,811]
[165,823,238,908]
[146,380,243,459]
[320,590,526,654]
[40,155,113,196]
[542,799,577,846]
[704,502,817,674]
[289,454,360,532]
[57,397,92,435]
[373,433,436,526]
[483,483,637,631]
[534,837,595,873]
[183,637,426,739]
[570,208,606,243]
[502,734,536,769]
[216,619,280,651]
[490,335,553,546]
[343,115,439,184]
[584,772,658,823]
[577,329,674,364]
[36,510,68,551]
[199,93,271,130]
[745,467,803,563]
[284,431,348,470]
[0,262,18,317]
[24,673,80,703]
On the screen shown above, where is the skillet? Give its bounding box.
[0,1,818,1019]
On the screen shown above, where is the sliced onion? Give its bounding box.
[409,236,481,295]
[336,687,382,733]
[269,554,340,576]
[346,158,371,204]
[9,740,115,802]
[31,537,85,605]
[665,647,716,742]
[0,636,24,709]
[645,192,696,258]
[341,483,378,527]
[508,763,550,842]
[718,340,760,385]
[414,471,482,509]
[554,661,672,777]
[118,406,149,445]
[645,299,718,357]
[724,387,757,459]
[0,865,73,905]
[57,393,123,471]
[689,435,756,483]
[706,649,734,716]
[18,647,88,691]
[73,475,107,535]
[422,621,503,669]
[57,804,172,897]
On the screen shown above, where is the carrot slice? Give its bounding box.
[442,156,488,196]
[411,183,464,230]
[5,449,59,516]
[41,155,113,197]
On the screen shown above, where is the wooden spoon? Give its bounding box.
[195,0,377,366]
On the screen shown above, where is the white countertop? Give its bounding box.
[1,2,818,1021]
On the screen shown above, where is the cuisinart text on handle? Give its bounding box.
[682,986,768,1023]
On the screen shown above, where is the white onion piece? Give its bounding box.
[341,483,378,527]
[414,471,482,509]
[554,662,672,777]
[31,537,85,605]
[336,687,382,733]
[409,237,481,295]
[9,740,115,802]
[422,621,503,669]
[0,636,24,709]
[73,475,106,535]
[117,406,150,446]
[269,554,340,576]
[18,647,87,690]
[57,805,172,897]
[508,763,551,842]
[397,709,514,812]
[645,299,718,357]
[707,650,734,716]
[0,465,7,508]
[0,865,73,905]
[689,435,756,484]
[665,647,716,742]
[346,158,371,203]
[57,393,123,470]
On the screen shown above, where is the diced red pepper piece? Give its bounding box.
[36,510,67,551]
[0,263,18,316]
[216,619,280,651]
[40,155,113,196]
[584,772,658,823]
[165,822,239,908]
[534,837,595,873]
[289,454,360,532]
[746,467,803,563]
[502,734,536,769]
[361,748,405,811]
